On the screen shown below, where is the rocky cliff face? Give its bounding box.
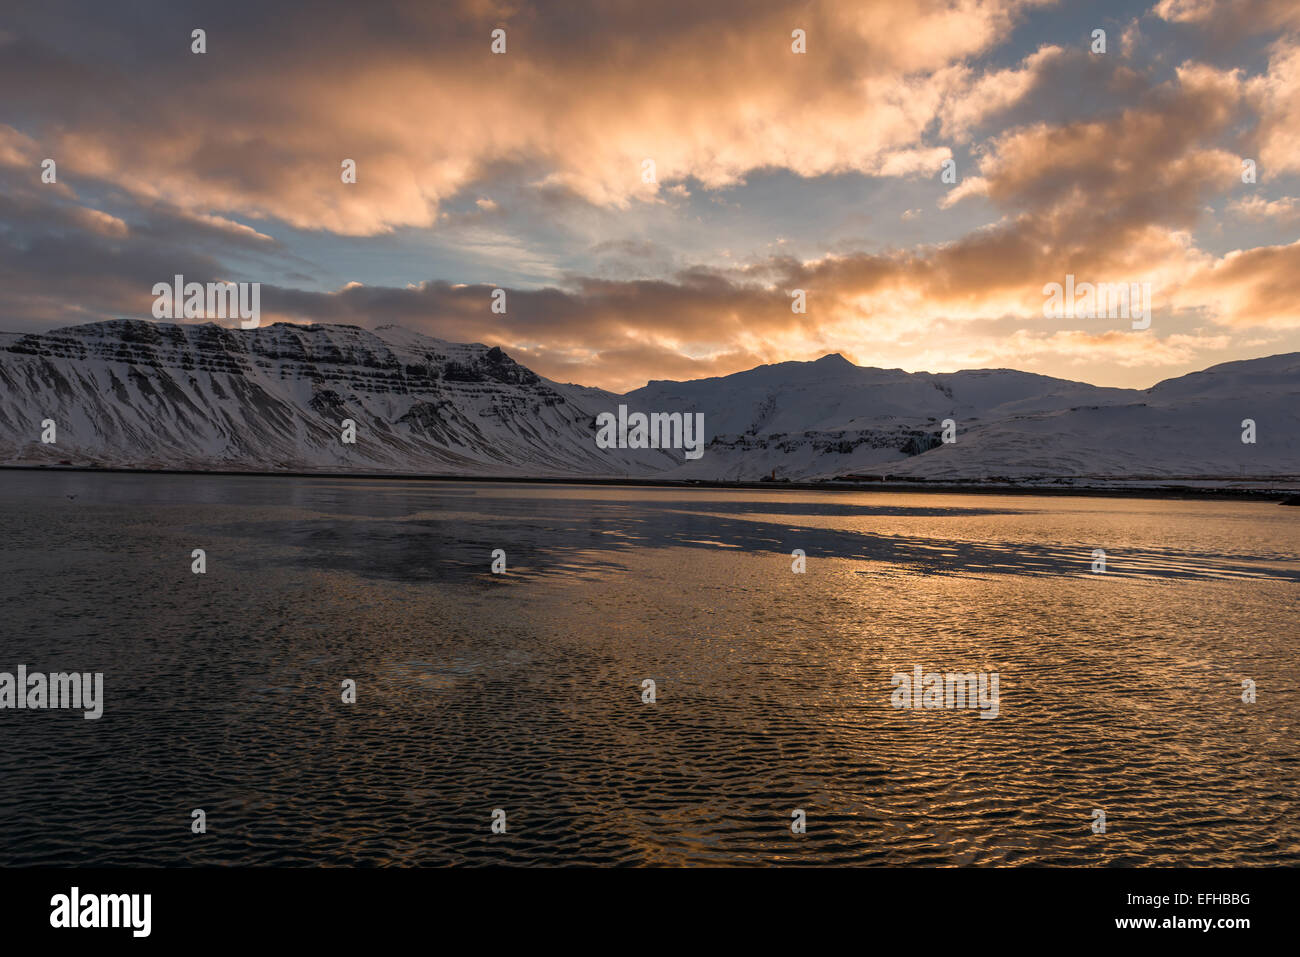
[0,319,676,475]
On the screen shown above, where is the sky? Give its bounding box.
[1,0,1299,393]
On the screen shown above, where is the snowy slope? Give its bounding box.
[882,354,1300,481]
[625,356,1147,481]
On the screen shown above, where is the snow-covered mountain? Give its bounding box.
[1,319,1297,483]
[856,353,1300,482]
[0,319,675,476]
[626,351,1300,482]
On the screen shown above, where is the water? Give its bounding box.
[1,471,1297,866]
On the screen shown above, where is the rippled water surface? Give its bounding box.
[1,471,1297,866]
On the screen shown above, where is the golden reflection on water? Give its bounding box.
[0,474,1297,865]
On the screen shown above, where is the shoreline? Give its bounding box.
[3,462,1297,502]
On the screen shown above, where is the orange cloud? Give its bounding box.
[6,0,1053,234]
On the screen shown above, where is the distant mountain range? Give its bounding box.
[2,319,1297,485]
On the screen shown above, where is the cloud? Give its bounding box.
[0,0,1051,234]
[1174,239,1300,328]
[0,135,295,331]
[1228,194,1300,221]
[1153,0,1300,32]
[1245,39,1300,175]
[937,43,1066,142]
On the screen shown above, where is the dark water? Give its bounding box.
[1,471,1297,866]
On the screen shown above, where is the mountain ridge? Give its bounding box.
[2,319,1297,483]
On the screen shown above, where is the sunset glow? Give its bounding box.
[3,0,1299,390]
